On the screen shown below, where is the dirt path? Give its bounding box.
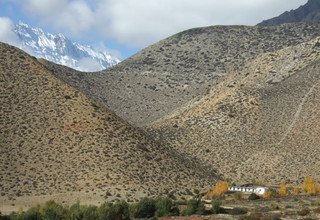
[277,80,319,145]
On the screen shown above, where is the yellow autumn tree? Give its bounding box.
[206,181,229,199]
[279,183,288,197]
[263,188,277,199]
[302,177,317,195]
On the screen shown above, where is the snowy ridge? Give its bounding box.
[14,22,120,71]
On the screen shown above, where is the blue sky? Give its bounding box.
[0,0,308,59]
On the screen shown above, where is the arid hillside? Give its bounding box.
[42,23,320,126]
[148,37,320,185]
[0,43,216,208]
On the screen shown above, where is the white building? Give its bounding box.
[228,185,268,195]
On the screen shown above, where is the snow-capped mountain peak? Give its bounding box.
[13,22,120,72]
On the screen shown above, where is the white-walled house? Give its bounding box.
[228,185,268,195]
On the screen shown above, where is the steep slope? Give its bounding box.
[41,23,320,126]
[148,37,320,184]
[259,0,320,26]
[0,43,216,208]
[13,22,120,71]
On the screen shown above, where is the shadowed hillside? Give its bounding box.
[148,37,320,184]
[41,23,320,126]
[259,0,320,26]
[0,43,216,209]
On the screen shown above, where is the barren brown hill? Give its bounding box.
[0,43,216,210]
[148,37,320,185]
[42,23,320,127]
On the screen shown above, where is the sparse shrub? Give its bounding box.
[69,202,99,220]
[130,197,156,218]
[82,205,99,220]
[193,189,200,195]
[263,188,277,199]
[69,202,83,220]
[155,197,173,217]
[263,213,282,220]
[211,198,222,214]
[270,202,280,210]
[227,207,247,215]
[99,201,130,220]
[40,200,67,220]
[248,193,260,200]
[239,212,263,220]
[0,214,10,220]
[302,177,317,195]
[113,200,130,220]
[233,192,243,200]
[279,183,288,197]
[297,208,310,216]
[182,199,204,216]
[313,207,320,214]
[24,205,41,220]
[175,200,187,206]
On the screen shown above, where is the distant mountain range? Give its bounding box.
[259,0,320,26]
[14,22,120,71]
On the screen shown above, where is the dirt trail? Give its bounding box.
[278,80,319,145]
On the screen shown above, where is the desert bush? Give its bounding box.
[155,197,173,217]
[297,208,310,216]
[302,177,317,195]
[278,183,288,197]
[99,201,129,220]
[233,192,243,200]
[113,201,130,220]
[270,202,280,210]
[8,212,23,220]
[238,212,263,220]
[40,200,67,220]
[211,198,222,214]
[0,215,10,220]
[181,199,205,216]
[68,202,99,220]
[263,213,282,220]
[248,193,260,200]
[68,202,84,220]
[99,203,117,220]
[227,207,247,215]
[130,197,156,218]
[9,206,41,220]
[82,205,99,220]
[24,206,42,220]
[174,200,187,206]
[313,207,320,214]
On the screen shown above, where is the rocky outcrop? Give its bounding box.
[259,0,320,26]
